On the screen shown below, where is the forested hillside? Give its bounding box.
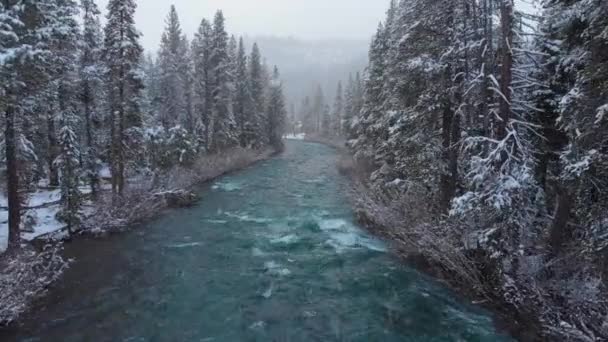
[0,1,286,252]
[316,0,606,340]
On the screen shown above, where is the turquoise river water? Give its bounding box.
[2,141,511,341]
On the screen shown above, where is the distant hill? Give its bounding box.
[243,36,369,106]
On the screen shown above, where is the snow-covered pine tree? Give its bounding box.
[192,18,213,149]
[50,0,83,233]
[103,0,144,195]
[179,36,195,134]
[540,0,608,262]
[311,85,325,134]
[158,5,186,131]
[332,81,344,136]
[79,0,103,197]
[1,0,64,250]
[56,109,82,234]
[208,10,238,151]
[249,42,267,148]
[234,37,253,147]
[266,66,287,151]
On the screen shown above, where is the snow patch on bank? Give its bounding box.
[284,133,306,140]
[1,186,96,252]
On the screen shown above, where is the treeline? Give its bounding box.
[293,74,364,138]
[348,0,607,340]
[0,1,286,251]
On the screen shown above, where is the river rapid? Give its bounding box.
[2,141,511,341]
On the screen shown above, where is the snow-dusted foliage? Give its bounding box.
[146,125,200,170]
[0,245,69,325]
[1,0,288,325]
[347,0,608,340]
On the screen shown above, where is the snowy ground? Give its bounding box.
[284,133,306,140]
[0,186,96,253]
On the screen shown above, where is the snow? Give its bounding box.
[596,104,608,124]
[0,186,96,251]
[0,210,7,253]
[21,206,65,241]
[284,133,306,140]
[99,165,112,179]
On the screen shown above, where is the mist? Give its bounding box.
[96,0,389,52]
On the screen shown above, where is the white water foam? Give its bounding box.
[319,218,387,253]
[211,181,242,192]
[270,234,300,245]
[264,261,291,276]
[224,212,273,224]
[167,242,204,249]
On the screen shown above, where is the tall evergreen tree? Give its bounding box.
[157,5,185,130]
[208,10,238,151]
[249,42,267,148]
[192,18,213,148]
[103,0,144,195]
[332,81,344,136]
[234,37,253,147]
[266,66,287,150]
[79,0,103,197]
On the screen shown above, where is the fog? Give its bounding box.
[96,0,389,52]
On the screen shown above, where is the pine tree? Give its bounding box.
[1,0,64,250]
[234,37,253,147]
[56,110,82,234]
[51,0,83,232]
[79,0,103,197]
[266,66,287,150]
[192,18,213,149]
[332,81,344,136]
[208,10,238,151]
[249,42,267,148]
[158,5,186,131]
[103,0,144,195]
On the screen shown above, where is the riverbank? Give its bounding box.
[298,137,538,341]
[1,140,510,341]
[0,147,274,326]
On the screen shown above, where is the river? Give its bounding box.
[2,141,511,341]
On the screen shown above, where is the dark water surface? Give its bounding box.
[2,141,511,341]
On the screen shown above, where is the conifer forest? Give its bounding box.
[1,1,607,341]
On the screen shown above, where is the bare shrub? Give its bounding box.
[83,148,272,234]
[0,245,69,325]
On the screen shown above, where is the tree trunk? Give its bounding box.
[497,0,513,140]
[440,102,456,213]
[84,95,98,197]
[550,186,573,254]
[47,111,59,187]
[5,103,21,251]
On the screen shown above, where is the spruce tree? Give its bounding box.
[208,10,238,151]
[332,81,344,136]
[192,18,213,148]
[158,5,186,130]
[103,0,144,195]
[249,42,267,148]
[79,0,103,197]
[234,37,253,147]
[266,66,287,151]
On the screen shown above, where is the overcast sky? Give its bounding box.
[97,0,389,51]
